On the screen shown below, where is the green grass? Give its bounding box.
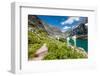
[28,29,87,60]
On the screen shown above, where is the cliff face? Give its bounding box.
[72,23,88,36]
[28,15,47,32]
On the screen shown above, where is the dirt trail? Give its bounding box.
[33,43,48,60]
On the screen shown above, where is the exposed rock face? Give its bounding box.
[28,15,47,32]
[71,23,88,36]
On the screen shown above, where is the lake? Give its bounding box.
[68,38,88,52]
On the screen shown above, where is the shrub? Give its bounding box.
[28,29,87,60]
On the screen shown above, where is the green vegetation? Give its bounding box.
[28,29,87,60]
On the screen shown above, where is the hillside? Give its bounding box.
[28,29,87,60]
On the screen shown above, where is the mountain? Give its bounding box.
[28,15,47,32]
[67,23,88,40]
[42,22,65,38]
[28,15,68,39]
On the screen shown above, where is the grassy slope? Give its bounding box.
[28,29,87,60]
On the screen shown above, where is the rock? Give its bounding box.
[34,43,48,60]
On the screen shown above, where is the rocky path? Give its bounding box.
[33,43,48,60]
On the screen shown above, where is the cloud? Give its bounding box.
[63,26,70,30]
[61,26,71,32]
[61,17,80,25]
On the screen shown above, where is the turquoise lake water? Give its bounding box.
[76,39,88,52]
[68,38,88,52]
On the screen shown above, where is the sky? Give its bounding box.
[37,15,87,32]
